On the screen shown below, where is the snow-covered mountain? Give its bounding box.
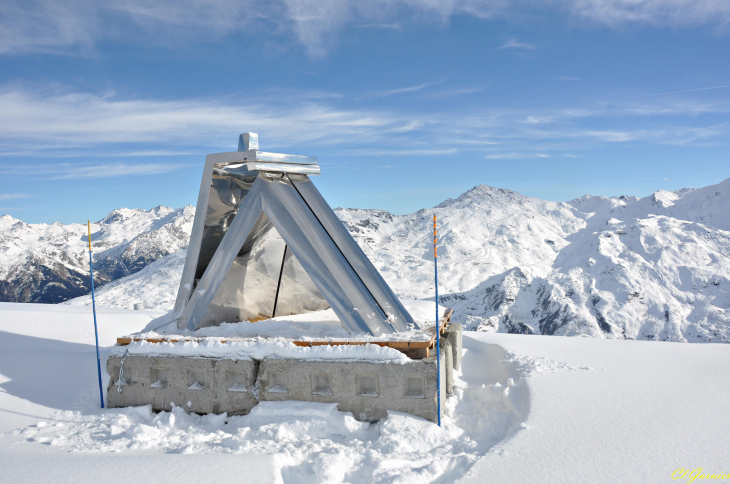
[0,206,194,303]
[15,178,730,343]
[337,180,730,343]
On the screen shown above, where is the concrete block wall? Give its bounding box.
[257,357,441,422]
[107,356,259,415]
[106,330,460,423]
[444,323,463,370]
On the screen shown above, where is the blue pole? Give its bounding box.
[87,221,105,409]
[434,215,441,427]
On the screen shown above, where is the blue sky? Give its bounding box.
[1,0,729,224]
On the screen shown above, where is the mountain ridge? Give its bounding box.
[5,178,729,343]
[0,205,194,303]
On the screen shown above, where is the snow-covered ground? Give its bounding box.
[1,303,727,483]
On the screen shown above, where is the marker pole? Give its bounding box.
[434,215,441,427]
[87,221,105,408]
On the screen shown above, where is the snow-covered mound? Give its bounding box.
[21,178,730,343]
[0,206,193,304]
[63,249,187,311]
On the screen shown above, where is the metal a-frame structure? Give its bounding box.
[171,134,413,336]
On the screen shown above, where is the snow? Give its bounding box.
[125,301,449,352]
[64,249,188,311]
[457,333,730,483]
[110,337,411,363]
[0,205,193,304]
[61,177,730,343]
[112,301,450,363]
[1,303,728,483]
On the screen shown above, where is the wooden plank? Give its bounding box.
[402,347,428,359]
[387,341,409,348]
[352,341,388,347]
[115,308,454,359]
[431,308,454,348]
[408,341,431,348]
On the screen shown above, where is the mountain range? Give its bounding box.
[3,178,728,343]
[0,206,193,303]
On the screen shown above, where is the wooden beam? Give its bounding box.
[115,308,454,360]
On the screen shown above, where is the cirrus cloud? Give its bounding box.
[1,0,729,57]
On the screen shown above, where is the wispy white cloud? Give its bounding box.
[354,23,402,30]
[0,193,30,200]
[500,37,536,50]
[358,148,458,156]
[565,0,730,29]
[0,84,727,164]
[0,87,407,149]
[525,115,554,124]
[3,0,729,58]
[618,84,730,100]
[52,163,185,179]
[421,87,485,99]
[366,82,443,98]
[484,152,550,159]
[0,162,186,179]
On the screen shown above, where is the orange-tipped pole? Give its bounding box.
[433,214,441,427]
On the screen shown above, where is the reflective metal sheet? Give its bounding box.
[195,164,259,281]
[180,175,399,335]
[173,146,320,327]
[273,248,330,317]
[179,179,266,330]
[238,132,258,152]
[172,153,219,321]
[209,150,319,167]
[202,213,284,326]
[174,134,413,335]
[254,151,318,165]
[289,174,413,331]
[200,212,331,327]
[260,177,393,334]
[246,162,320,175]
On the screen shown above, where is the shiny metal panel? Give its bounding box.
[238,132,258,152]
[255,151,318,165]
[203,213,284,326]
[172,153,219,322]
[180,176,398,335]
[203,150,318,167]
[173,141,320,328]
[246,162,320,175]
[180,179,266,330]
[195,164,259,281]
[201,211,330,327]
[261,177,395,335]
[174,133,413,335]
[273,248,330,317]
[289,174,414,332]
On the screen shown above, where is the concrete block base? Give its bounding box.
[444,323,463,371]
[107,337,461,422]
[107,356,259,415]
[257,357,441,422]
